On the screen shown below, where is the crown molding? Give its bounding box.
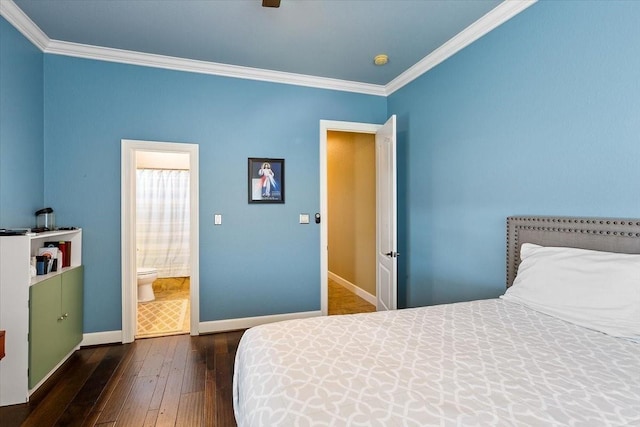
[0,0,384,95]
[385,0,537,95]
[45,39,387,96]
[0,0,49,50]
[2,0,534,97]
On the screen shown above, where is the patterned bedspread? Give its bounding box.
[233,299,640,426]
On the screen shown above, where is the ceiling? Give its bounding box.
[5,0,533,94]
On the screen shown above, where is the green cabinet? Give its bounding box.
[28,266,83,389]
[59,267,83,356]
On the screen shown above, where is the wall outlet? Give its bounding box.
[299,214,310,224]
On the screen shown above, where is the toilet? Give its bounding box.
[137,267,157,302]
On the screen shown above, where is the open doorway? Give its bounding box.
[326,131,376,315]
[135,151,191,338]
[121,140,200,344]
[320,117,397,316]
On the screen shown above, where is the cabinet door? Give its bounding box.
[29,276,62,389]
[60,266,83,357]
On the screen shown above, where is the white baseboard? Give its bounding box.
[80,310,322,344]
[328,271,376,305]
[81,330,122,346]
[199,310,322,334]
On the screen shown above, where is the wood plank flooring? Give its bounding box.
[0,331,244,427]
[1,284,372,426]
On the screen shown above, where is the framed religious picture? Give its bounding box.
[248,158,285,204]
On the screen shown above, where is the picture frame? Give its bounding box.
[248,158,285,204]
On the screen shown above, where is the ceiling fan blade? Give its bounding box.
[262,0,280,8]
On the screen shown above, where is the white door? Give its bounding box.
[376,115,397,311]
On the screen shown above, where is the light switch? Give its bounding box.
[299,214,310,224]
[214,214,222,225]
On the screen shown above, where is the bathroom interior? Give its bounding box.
[135,151,191,338]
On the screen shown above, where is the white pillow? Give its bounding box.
[501,243,640,341]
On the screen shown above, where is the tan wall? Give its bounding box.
[327,131,376,296]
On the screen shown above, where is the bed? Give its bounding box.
[233,216,640,426]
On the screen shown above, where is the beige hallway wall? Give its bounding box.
[327,131,376,297]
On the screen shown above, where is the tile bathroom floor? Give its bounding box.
[137,276,190,338]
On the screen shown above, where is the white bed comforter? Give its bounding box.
[233,299,640,426]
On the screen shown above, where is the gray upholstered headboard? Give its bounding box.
[506,216,640,288]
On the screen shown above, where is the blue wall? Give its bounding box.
[389,1,640,307]
[0,18,44,227]
[5,0,640,334]
[43,55,386,332]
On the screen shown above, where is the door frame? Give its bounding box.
[121,139,200,343]
[320,120,382,316]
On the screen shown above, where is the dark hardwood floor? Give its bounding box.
[1,286,370,426]
[0,330,245,427]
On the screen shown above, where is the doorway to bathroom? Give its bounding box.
[135,152,190,338]
[121,140,200,344]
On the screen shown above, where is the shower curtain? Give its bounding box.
[136,169,190,277]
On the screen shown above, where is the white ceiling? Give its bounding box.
[3,0,535,95]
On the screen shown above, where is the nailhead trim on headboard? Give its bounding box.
[506,216,640,288]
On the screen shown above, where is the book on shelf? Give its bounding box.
[44,241,72,268]
[38,246,58,273]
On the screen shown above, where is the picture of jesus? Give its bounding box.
[258,162,278,198]
[248,158,285,203]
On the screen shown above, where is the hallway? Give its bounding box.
[328,278,376,315]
